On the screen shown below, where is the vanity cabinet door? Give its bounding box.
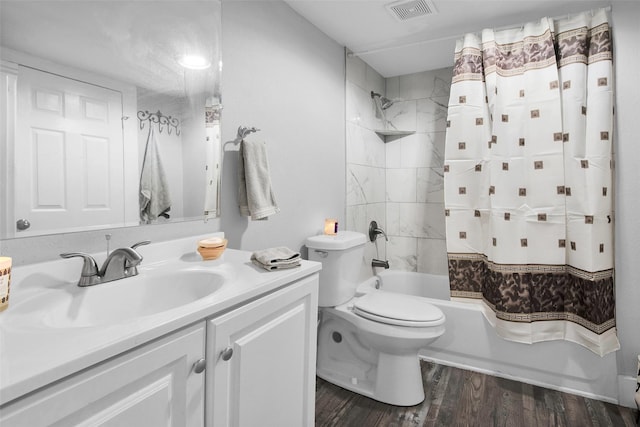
[206,274,318,427]
[0,322,206,427]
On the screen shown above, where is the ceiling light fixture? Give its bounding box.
[178,54,211,70]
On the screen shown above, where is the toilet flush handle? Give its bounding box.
[314,250,329,258]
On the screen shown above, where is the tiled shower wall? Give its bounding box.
[345,54,387,263]
[346,53,453,275]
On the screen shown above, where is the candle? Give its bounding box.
[324,219,338,235]
[0,257,11,312]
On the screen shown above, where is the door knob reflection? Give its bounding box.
[16,219,30,231]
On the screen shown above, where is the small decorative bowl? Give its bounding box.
[197,238,227,260]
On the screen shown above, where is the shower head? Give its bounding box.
[380,97,395,110]
[370,91,395,110]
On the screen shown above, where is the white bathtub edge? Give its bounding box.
[377,270,622,406]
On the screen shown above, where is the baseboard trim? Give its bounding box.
[617,374,639,409]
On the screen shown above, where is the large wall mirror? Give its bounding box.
[0,0,222,239]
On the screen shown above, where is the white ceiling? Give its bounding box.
[0,0,617,83]
[285,0,615,77]
[0,1,221,95]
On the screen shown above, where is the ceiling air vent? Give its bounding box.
[385,0,437,21]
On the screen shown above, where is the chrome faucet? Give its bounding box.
[60,240,149,287]
[371,259,390,269]
[368,220,388,242]
[99,247,143,282]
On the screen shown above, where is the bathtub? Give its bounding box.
[366,270,620,404]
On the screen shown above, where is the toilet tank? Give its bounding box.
[306,231,366,307]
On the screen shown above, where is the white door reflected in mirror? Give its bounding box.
[0,0,222,239]
[15,66,126,237]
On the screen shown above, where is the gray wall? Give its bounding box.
[219,0,346,254]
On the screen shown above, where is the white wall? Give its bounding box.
[219,0,345,254]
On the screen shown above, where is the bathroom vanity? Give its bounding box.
[0,234,320,426]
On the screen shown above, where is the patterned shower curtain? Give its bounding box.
[443,8,618,356]
[204,98,222,220]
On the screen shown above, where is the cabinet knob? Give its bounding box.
[220,347,234,361]
[192,358,206,374]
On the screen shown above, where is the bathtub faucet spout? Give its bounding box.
[372,259,390,269]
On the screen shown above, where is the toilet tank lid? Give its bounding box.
[306,231,366,250]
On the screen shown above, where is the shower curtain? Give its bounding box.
[204,99,222,220]
[443,8,618,356]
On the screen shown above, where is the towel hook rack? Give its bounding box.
[236,126,260,141]
[138,110,181,136]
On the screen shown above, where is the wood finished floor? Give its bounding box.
[315,361,639,427]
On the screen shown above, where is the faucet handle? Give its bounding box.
[368,220,389,242]
[60,252,100,286]
[131,240,151,250]
[60,252,98,275]
[125,242,149,277]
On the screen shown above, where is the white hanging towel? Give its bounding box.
[140,127,171,223]
[238,139,279,220]
[204,101,221,220]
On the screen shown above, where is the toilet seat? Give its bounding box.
[353,290,444,327]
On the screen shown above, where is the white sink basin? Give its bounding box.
[6,268,226,328]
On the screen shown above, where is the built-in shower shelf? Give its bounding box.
[374,129,415,141]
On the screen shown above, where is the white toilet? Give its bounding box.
[307,231,445,406]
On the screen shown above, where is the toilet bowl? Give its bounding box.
[307,231,445,406]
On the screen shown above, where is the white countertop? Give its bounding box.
[0,234,321,406]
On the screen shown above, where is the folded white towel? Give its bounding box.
[251,247,300,266]
[238,139,280,220]
[140,127,171,223]
[251,258,301,271]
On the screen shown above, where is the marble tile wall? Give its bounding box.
[384,68,452,274]
[345,54,387,264]
[345,54,453,275]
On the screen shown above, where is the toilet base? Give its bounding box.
[317,352,426,406]
[375,352,425,406]
[317,309,433,406]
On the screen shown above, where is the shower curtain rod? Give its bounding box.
[348,5,612,58]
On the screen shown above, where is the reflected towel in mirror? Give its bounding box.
[140,127,171,223]
[238,139,279,220]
